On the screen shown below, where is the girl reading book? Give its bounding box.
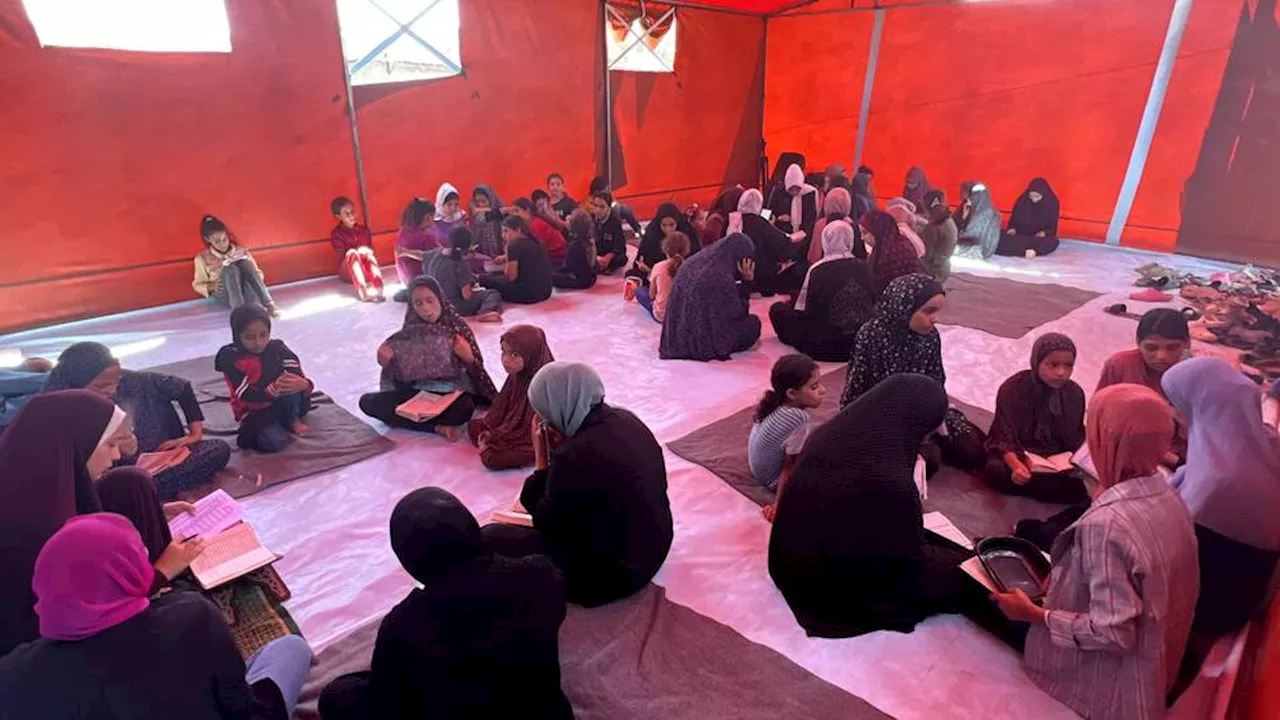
[42,342,232,501]
[359,276,497,440]
[982,333,1089,504]
[466,325,555,470]
[192,215,279,316]
[215,304,313,453]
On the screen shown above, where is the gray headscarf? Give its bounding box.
[527,362,606,437]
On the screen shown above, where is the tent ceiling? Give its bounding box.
[663,0,812,16]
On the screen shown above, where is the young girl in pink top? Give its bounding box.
[634,232,690,323]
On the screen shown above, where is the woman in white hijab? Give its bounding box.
[767,163,819,247]
[481,363,673,607]
[769,221,876,362]
[738,188,804,296]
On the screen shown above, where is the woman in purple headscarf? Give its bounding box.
[0,391,202,655]
[659,233,761,362]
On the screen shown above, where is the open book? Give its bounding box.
[924,511,973,550]
[188,522,279,590]
[136,446,191,476]
[168,489,243,540]
[1024,451,1074,474]
[395,390,463,423]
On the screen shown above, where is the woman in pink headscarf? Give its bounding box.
[989,385,1198,720]
[0,513,314,719]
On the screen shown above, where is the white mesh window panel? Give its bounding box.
[21,0,231,53]
[606,13,676,74]
[336,0,462,86]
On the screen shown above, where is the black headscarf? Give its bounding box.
[390,488,484,584]
[986,333,1086,456]
[1007,177,1060,237]
[769,373,949,638]
[43,342,118,392]
[1137,307,1190,343]
[637,203,697,267]
[841,274,946,407]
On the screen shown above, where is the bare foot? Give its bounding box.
[475,311,503,323]
[289,420,310,436]
[267,303,283,318]
[623,281,638,301]
[436,425,459,442]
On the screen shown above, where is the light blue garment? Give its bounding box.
[0,369,49,434]
[244,634,313,717]
[1163,357,1280,550]
[748,405,810,491]
[527,362,605,437]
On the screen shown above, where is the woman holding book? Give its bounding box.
[981,333,1090,505]
[481,362,673,607]
[0,391,205,655]
[0,513,312,720]
[359,276,497,440]
[319,488,572,719]
[42,342,232,501]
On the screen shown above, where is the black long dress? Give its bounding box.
[996,178,1061,256]
[741,213,803,296]
[0,592,275,720]
[483,404,673,607]
[768,374,977,638]
[769,257,876,362]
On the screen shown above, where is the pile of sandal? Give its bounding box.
[1130,262,1280,381]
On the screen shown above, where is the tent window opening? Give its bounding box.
[606,4,676,74]
[336,0,461,86]
[21,0,231,53]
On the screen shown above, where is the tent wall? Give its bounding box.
[0,0,356,332]
[765,0,1239,253]
[353,0,603,249]
[609,7,765,217]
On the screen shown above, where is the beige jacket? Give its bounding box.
[192,246,264,298]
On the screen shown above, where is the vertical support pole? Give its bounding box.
[758,15,769,188]
[853,8,885,171]
[603,1,614,187]
[1106,0,1193,245]
[338,39,372,229]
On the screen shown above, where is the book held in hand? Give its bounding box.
[188,522,280,590]
[168,489,243,540]
[1024,451,1074,474]
[136,446,191,475]
[395,390,463,422]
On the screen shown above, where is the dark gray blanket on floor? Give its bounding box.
[667,369,1067,541]
[295,584,890,720]
[940,273,1101,339]
[146,356,393,499]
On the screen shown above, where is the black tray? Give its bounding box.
[976,536,1051,602]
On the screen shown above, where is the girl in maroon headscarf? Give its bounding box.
[0,391,202,654]
[863,210,923,294]
[467,325,556,470]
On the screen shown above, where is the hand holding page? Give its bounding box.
[168,489,243,540]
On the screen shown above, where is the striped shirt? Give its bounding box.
[748,406,810,491]
[1026,474,1198,720]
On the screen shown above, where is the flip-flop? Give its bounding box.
[1105,303,1128,316]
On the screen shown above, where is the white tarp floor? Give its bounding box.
[0,241,1242,719]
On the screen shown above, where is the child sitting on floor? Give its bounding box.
[478,216,554,305]
[467,325,556,470]
[512,197,567,262]
[751,354,825,522]
[329,196,386,302]
[551,210,598,290]
[215,303,313,453]
[192,215,280,316]
[395,198,438,293]
[632,231,690,323]
[982,333,1090,505]
[422,227,503,322]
